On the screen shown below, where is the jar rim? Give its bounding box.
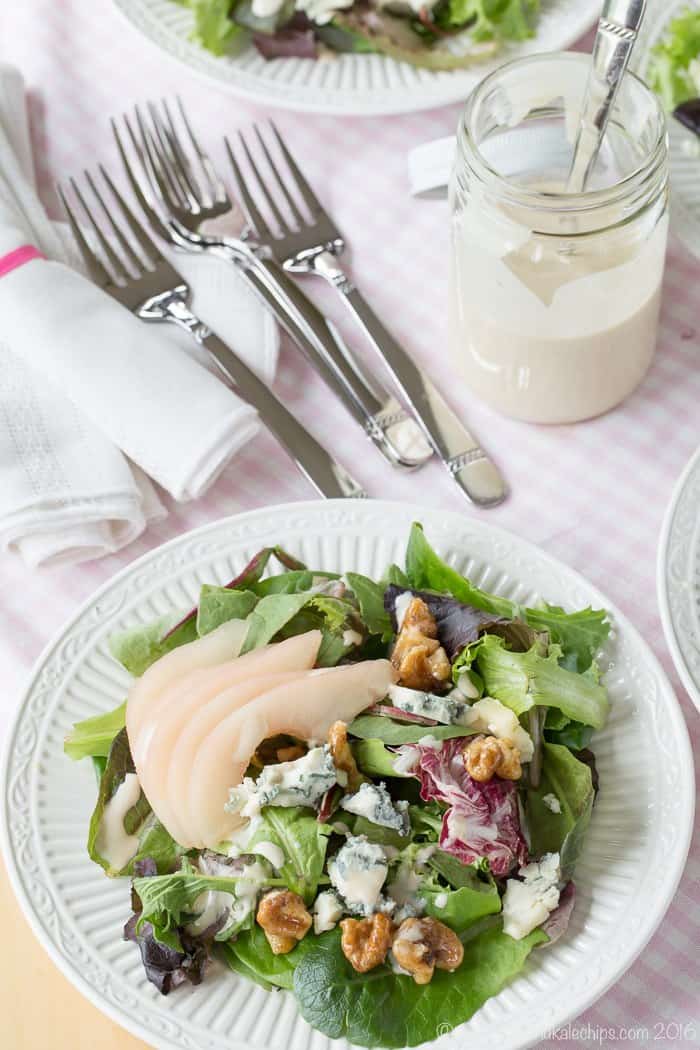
[457,51,668,216]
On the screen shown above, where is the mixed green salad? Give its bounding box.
[65,523,609,1048]
[648,6,700,111]
[174,0,539,69]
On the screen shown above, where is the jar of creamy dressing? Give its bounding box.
[448,52,669,424]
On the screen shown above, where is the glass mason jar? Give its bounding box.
[448,52,669,424]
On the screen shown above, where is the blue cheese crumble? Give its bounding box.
[226,745,337,819]
[328,836,388,916]
[340,781,410,835]
[313,890,344,934]
[542,793,562,814]
[388,683,468,725]
[502,852,561,940]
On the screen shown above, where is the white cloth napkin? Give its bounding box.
[0,65,278,567]
[407,136,456,199]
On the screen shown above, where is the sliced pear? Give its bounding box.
[126,618,249,741]
[139,671,305,844]
[188,658,395,848]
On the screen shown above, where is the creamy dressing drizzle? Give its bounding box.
[94,773,142,871]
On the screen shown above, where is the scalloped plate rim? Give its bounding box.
[1,499,694,1050]
[657,444,700,713]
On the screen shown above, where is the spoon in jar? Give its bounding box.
[567,0,647,193]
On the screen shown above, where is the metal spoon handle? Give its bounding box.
[567,0,647,194]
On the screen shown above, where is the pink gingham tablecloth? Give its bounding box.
[0,2,697,1047]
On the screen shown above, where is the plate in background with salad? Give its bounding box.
[1,500,693,1050]
[634,0,700,260]
[112,0,600,115]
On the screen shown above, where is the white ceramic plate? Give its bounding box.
[658,445,700,714]
[634,0,700,260]
[112,0,599,116]
[1,501,694,1050]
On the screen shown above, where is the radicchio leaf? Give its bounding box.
[410,737,528,876]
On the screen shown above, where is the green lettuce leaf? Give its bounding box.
[252,569,338,596]
[182,0,242,55]
[293,923,546,1047]
[428,849,491,889]
[544,719,594,751]
[345,572,394,641]
[347,715,476,746]
[221,923,317,990]
[648,9,700,109]
[436,0,539,40]
[196,586,257,636]
[472,634,610,729]
[109,614,198,676]
[524,603,610,673]
[248,807,331,903]
[64,701,126,760]
[241,590,361,665]
[409,803,444,841]
[421,882,501,935]
[88,729,182,877]
[404,523,517,619]
[133,856,276,942]
[346,817,412,850]
[352,738,410,779]
[525,742,594,878]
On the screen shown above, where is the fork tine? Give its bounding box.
[224,135,272,240]
[56,182,112,288]
[135,103,186,212]
[147,101,198,210]
[113,115,170,246]
[83,169,143,275]
[98,162,163,267]
[177,96,229,205]
[268,121,323,220]
[158,99,203,205]
[237,129,287,235]
[69,176,129,284]
[253,124,305,229]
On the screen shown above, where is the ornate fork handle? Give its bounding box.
[164,227,432,471]
[294,251,507,508]
[137,286,367,500]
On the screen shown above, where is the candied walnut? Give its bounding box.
[328,720,364,792]
[391,597,451,692]
[340,913,394,973]
[463,734,522,782]
[392,917,463,985]
[256,889,312,955]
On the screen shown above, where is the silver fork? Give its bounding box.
[230,123,509,509]
[57,166,366,501]
[114,100,433,472]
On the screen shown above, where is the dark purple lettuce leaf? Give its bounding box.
[540,881,576,945]
[410,737,528,876]
[674,98,700,136]
[254,14,317,59]
[123,916,209,995]
[572,748,599,795]
[384,584,507,660]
